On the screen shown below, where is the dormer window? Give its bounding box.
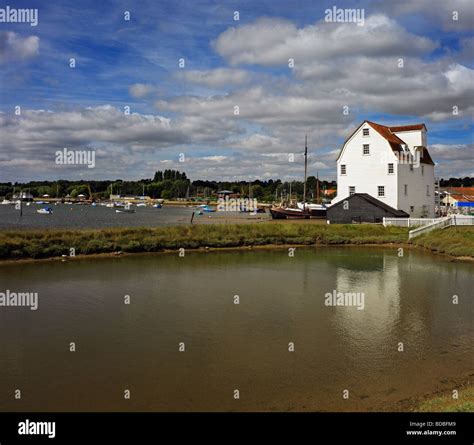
[388,163,394,174]
[363,144,370,155]
[341,164,347,175]
[363,128,369,136]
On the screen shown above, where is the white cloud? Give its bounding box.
[213,15,437,66]
[0,32,39,63]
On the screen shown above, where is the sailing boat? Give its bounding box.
[270,136,327,219]
[270,136,310,219]
[297,170,327,218]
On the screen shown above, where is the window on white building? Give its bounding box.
[410,206,414,213]
[426,185,430,196]
[378,186,385,197]
[363,128,369,136]
[388,163,394,174]
[363,144,370,155]
[422,165,424,175]
[410,164,414,171]
[341,164,346,175]
[349,186,355,196]
[404,184,408,196]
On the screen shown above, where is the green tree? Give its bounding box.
[161,190,172,199]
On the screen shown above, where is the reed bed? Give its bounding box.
[0,223,410,260]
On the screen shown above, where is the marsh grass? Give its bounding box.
[0,223,409,259]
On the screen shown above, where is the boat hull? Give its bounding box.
[270,208,310,219]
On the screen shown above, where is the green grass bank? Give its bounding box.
[0,224,473,261]
[410,226,474,257]
[0,223,408,260]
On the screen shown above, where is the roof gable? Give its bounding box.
[366,121,405,153]
[329,193,409,216]
[336,120,434,164]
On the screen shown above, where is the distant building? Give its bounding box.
[441,187,474,210]
[217,190,240,199]
[331,121,435,218]
[12,191,34,201]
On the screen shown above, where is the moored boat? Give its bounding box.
[297,202,327,218]
[37,207,53,214]
[270,207,309,219]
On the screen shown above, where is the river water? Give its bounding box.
[0,247,472,411]
[0,203,267,230]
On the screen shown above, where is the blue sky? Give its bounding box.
[0,0,472,182]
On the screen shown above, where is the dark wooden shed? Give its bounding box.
[327,193,409,224]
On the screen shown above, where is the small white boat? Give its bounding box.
[116,203,135,213]
[1,199,11,205]
[136,203,147,207]
[37,207,53,214]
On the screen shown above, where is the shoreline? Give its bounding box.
[403,376,474,413]
[0,223,473,264]
[0,242,472,266]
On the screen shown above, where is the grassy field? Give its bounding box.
[0,224,473,261]
[411,226,474,257]
[0,223,409,260]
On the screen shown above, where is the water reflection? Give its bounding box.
[0,247,471,411]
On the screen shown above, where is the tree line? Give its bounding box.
[1,173,472,202]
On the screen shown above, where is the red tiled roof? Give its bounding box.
[448,187,474,196]
[450,194,474,202]
[337,121,435,165]
[366,121,405,152]
[389,124,427,132]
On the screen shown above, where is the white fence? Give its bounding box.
[450,215,474,226]
[383,217,439,228]
[408,215,474,240]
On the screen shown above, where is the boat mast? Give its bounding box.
[316,171,320,203]
[303,135,308,209]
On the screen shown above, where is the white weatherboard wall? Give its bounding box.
[333,122,399,210]
[392,129,426,150]
[332,122,435,218]
[397,157,435,217]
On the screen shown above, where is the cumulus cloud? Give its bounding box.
[0,105,245,180]
[0,31,39,63]
[372,0,474,31]
[213,15,437,66]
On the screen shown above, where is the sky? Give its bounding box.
[0,0,473,182]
